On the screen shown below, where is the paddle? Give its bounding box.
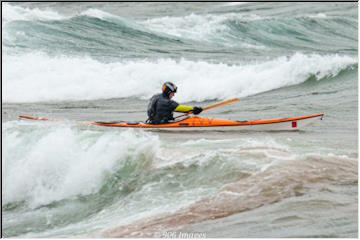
[174,97,238,119]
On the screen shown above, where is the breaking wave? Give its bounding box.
[3,52,356,103]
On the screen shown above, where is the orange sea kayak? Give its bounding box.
[19,114,323,132]
[19,114,323,131]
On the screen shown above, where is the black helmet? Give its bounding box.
[162,82,177,97]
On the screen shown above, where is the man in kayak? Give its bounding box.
[147,82,203,124]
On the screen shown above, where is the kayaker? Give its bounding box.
[147,82,203,124]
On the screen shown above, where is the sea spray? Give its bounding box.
[2,121,160,208]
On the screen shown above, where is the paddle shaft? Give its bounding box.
[202,98,238,110]
[174,97,238,119]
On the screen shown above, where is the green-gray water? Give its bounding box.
[2,2,358,237]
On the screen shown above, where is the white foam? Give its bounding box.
[80,8,115,20]
[3,52,356,103]
[2,4,127,24]
[308,13,328,19]
[142,13,230,41]
[2,3,65,23]
[223,2,249,6]
[3,122,160,208]
[141,12,266,42]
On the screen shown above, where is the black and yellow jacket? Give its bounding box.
[147,93,194,124]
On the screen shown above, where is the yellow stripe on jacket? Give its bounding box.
[175,105,193,113]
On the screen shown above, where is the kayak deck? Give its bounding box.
[19,114,324,131]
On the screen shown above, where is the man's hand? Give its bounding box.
[193,107,203,115]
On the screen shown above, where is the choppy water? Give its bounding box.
[2,2,358,238]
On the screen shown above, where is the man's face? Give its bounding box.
[169,92,175,99]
